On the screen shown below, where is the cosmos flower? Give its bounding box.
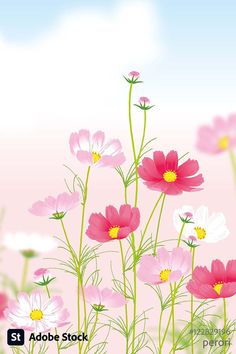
[34,268,55,286]
[84,285,127,312]
[138,150,204,195]
[196,114,236,154]
[4,291,69,332]
[0,293,8,320]
[29,192,80,219]
[173,205,229,243]
[2,232,57,257]
[86,204,140,242]
[137,247,191,285]
[187,259,236,299]
[69,130,125,167]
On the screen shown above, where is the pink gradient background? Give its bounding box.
[1,106,236,352]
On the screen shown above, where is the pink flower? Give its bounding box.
[4,291,69,332]
[69,130,125,167]
[34,268,55,285]
[0,292,8,320]
[84,285,127,311]
[187,259,236,299]
[196,114,236,154]
[29,192,80,219]
[138,150,204,195]
[137,247,191,285]
[86,204,140,242]
[139,96,150,105]
[129,71,140,78]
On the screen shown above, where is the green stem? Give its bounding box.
[191,248,196,354]
[84,311,99,354]
[177,222,185,247]
[139,193,164,250]
[20,257,29,291]
[137,109,147,161]
[153,194,166,256]
[45,285,60,354]
[77,166,90,352]
[160,308,172,350]
[128,83,138,207]
[119,240,129,353]
[31,339,35,354]
[223,298,227,354]
[158,309,163,352]
[229,150,236,186]
[131,232,137,353]
[170,284,175,354]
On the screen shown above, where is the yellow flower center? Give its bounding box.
[218,136,229,150]
[30,309,43,321]
[160,269,172,282]
[194,227,206,240]
[92,152,101,163]
[108,226,120,239]
[163,170,177,183]
[213,282,223,295]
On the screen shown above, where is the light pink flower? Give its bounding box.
[34,268,54,284]
[69,130,125,167]
[137,247,191,285]
[29,192,80,219]
[86,204,140,243]
[84,285,126,311]
[129,71,140,78]
[196,114,236,154]
[187,259,236,299]
[4,292,69,332]
[138,150,204,195]
[139,97,150,105]
[0,293,8,320]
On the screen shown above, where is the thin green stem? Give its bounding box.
[20,257,29,291]
[177,222,185,247]
[229,150,236,186]
[137,109,147,162]
[139,193,164,249]
[191,248,196,354]
[77,166,90,353]
[223,298,227,354]
[160,309,172,350]
[119,240,129,353]
[131,232,137,353]
[153,194,166,255]
[128,83,138,207]
[170,284,175,354]
[84,311,99,354]
[158,309,163,352]
[31,339,35,354]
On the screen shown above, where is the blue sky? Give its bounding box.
[0,0,235,133]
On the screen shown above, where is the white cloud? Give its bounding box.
[0,1,159,133]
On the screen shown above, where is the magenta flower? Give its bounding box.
[0,292,8,320]
[86,204,140,242]
[137,247,191,285]
[84,285,127,311]
[34,268,55,286]
[29,192,80,219]
[197,114,236,154]
[138,150,204,195]
[4,292,69,332]
[139,96,150,105]
[187,259,236,299]
[69,130,125,168]
[129,71,140,79]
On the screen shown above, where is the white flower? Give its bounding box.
[4,292,69,332]
[2,232,57,257]
[173,205,229,243]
